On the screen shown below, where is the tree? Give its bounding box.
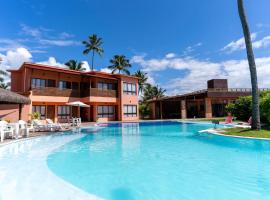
[82,34,104,71]
[65,60,86,71]
[108,55,131,75]
[134,70,148,94]
[0,60,10,89]
[238,0,261,130]
[143,84,166,101]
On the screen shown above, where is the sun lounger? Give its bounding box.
[46,119,69,130]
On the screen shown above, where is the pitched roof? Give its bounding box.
[0,88,31,104]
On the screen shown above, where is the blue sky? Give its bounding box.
[1,0,270,94]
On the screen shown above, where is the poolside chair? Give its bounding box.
[18,120,34,137]
[32,119,50,132]
[234,117,252,128]
[46,119,69,130]
[0,121,14,142]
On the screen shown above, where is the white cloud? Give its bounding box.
[38,57,66,68]
[81,61,90,71]
[0,47,32,70]
[39,39,80,46]
[132,53,270,95]
[100,68,112,73]
[222,33,270,53]
[222,33,257,53]
[165,53,176,59]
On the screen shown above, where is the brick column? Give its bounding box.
[181,100,187,119]
[205,98,212,118]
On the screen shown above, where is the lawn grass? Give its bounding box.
[188,117,226,122]
[222,125,270,139]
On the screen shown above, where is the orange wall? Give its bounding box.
[0,104,30,122]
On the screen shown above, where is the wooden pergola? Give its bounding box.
[0,88,31,120]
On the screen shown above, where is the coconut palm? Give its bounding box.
[238,0,260,130]
[65,60,86,71]
[143,84,166,101]
[0,58,10,89]
[82,34,104,71]
[134,70,148,93]
[108,55,131,75]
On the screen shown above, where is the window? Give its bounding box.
[97,82,113,90]
[47,79,56,87]
[72,82,79,90]
[97,105,114,118]
[59,80,71,90]
[31,78,46,88]
[124,105,137,117]
[123,82,136,95]
[57,106,70,119]
[32,105,46,119]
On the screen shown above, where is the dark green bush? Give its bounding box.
[225,96,252,121]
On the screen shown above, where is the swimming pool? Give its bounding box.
[1,121,270,200]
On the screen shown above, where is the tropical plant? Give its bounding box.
[134,70,148,94]
[143,84,166,101]
[65,60,86,71]
[226,96,252,121]
[29,112,41,120]
[237,0,261,130]
[0,69,10,89]
[82,34,104,71]
[108,55,131,75]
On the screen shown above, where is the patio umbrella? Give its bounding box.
[66,101,90,119]
[66,101,90,107]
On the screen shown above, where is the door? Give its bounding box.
[47,106,55,121]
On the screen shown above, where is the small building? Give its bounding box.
[148,79,270,119]
[8,62,139,122]
[0,88,31,122]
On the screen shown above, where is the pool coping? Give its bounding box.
[199,128,270,141]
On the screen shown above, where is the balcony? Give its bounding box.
[90,88,117,98]
[32,87,80,97]
[32,87,117,98]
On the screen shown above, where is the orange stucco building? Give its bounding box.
[8,62,139,122]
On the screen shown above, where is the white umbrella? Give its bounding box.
[66,101,90,120]
[66,101,90,107]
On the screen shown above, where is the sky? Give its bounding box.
[1,0,270,95]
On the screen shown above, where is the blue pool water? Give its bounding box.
[47,121,270,200]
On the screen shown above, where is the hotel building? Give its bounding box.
[8,62,139,122]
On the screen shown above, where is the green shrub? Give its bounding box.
[260,93,270,123]
[225,96,252,121]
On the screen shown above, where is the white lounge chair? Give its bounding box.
[0,121,14,142]
[32,119,51,132]
[46,119,68,130]
[18,120,34,137]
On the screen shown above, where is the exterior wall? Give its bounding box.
[119,76,139,121]
[181,100,187,119]
[0,104,20,122]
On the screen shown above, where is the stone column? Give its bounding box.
[181,100,187,119]
[205,98,212,118]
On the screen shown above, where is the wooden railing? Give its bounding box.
[32,87,117,98]
[90,88,117,97]
[32,87,80,97]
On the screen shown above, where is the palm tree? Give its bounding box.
[238,0,260,130]
[0,58,10,89]
[143,84,166,101]
[134,70,148,94]
[65,60,86,71]
[82,34,104,71]
[108,55,131,75]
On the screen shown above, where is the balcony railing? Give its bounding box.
[32,87,117,98]
[90,88,117,98]
[32,87,80,97]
